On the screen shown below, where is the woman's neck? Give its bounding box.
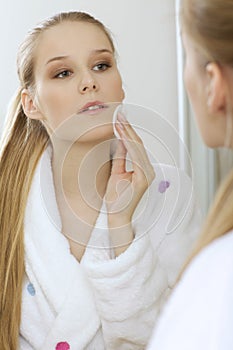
[50,139,112,261]
[51,139,112,202]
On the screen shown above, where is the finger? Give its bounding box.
[111,139,127,174]
[121,136,147,174]
[117,112,143,144]
[118,126,155,185]
[118,123,151,170]
[116,113,155,183]
[117,113,151,164]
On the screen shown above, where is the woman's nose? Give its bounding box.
[79,71,99,94]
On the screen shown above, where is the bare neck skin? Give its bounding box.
[51,138,112,261]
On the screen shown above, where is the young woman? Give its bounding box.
[0,11,200,350]
[148,0,233,349]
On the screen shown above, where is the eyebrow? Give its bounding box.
[46,49,113,65]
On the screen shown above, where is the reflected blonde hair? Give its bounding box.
[180,0,233,270]
[0,11,115,349]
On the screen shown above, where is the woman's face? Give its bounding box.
[31,21,124,140]
[182,32,229,148]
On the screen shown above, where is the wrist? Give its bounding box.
[107,213,131,228]
[107,218,134,257]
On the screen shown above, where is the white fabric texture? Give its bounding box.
[148,230,233,350]
[19,147,201,350]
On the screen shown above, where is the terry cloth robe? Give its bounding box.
[19,146,201,350]
[147,230,233,350]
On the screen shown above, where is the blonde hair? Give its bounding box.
[0,11,115,349]
[180,0,233,270]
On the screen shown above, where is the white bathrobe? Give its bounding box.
[147,230,233,350]
[19,147,201,350]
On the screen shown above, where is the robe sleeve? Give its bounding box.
[81,163,202,349]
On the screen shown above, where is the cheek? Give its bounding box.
[105,72,124,101]
[184,63,193,100]
[184,63,202,116]
[184,65,212,145]
[35,83,58,113]
[35,83,77,127]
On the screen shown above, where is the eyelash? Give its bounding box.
[53,62,112,79]
[93,62,112,71]
[54,70,73,79]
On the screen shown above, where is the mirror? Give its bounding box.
[0,0,231,215]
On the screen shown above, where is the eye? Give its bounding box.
[54,70,73,78]
[93,63,111,71]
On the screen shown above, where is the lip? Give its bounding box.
[78,101,108,114]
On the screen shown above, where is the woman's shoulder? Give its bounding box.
[177,230,233,292]
[190,230,233,272]
[163,230,233,315]
[154,163,196,206]
[142,162,201,233]
[149,162,195,203]
[148,231,233,350]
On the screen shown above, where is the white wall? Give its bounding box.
[0,0,179,164]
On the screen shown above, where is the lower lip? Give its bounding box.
[78,105,108,115]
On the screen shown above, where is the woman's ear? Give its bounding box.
[205,62,226,116]
[21,88,43,120]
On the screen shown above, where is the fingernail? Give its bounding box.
[117,112,127,123]
[116,121,124,130]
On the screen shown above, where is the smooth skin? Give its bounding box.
[182,32,233,149]
[21,21,155,260]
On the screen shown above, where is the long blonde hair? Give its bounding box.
[180,0,233,269]
[0,11,115,349]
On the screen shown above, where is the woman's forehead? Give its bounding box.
[34,21,113,64]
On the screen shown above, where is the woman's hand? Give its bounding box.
[105,112,155,254]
